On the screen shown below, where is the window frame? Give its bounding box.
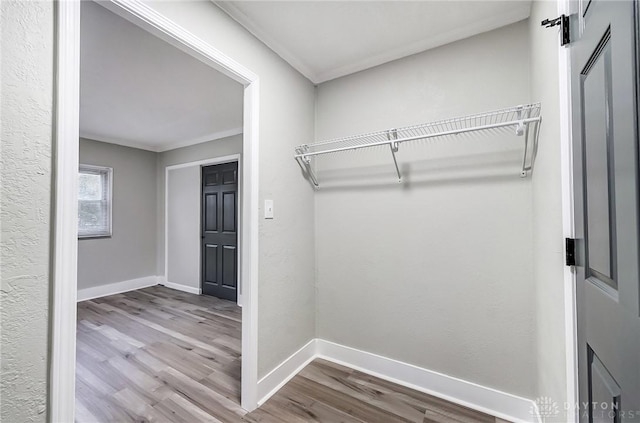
[78,164,113,239]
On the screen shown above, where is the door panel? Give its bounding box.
[201,162,238,301]
[223,169,236,184]
[205,244,218,283]
[204,172,218,186]
[222,192,236,232]
[582,36,616,286]
[222,246,236,288]
[571,0,640,420]
[589,348,622,423]
[205,193,218,232]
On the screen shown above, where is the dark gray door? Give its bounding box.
[570,0,640,420]
[201,162,238,301]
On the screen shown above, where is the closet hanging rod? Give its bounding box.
[294,116,541,159]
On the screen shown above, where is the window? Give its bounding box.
[78,164,112,238]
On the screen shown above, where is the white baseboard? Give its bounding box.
[161,280,202,295]
[256,338,538,423]
[77,276,158,302]
[257,339,317,405]
[316,340,537,423]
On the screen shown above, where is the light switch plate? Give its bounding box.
[264,199,274,219]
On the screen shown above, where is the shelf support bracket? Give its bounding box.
[521,118,541,178]
[296,145,319,187]
[515,105,525,136]
[302,156,319,187]
[387,129,402,183]
[520,123,530,177]
[515,105,531,178]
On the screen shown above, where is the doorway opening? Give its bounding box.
[51,1,260,421]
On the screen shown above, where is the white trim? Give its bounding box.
[77,276,158,302]
[214,1,318,83]
[97,1,258,83]
[159,127,244,153]
[241,79,260,411]
[558,1,578,420]
[80,127,242,153]
[80,127,243,153]
[215,1,529,84]
[256,339,538,423]
[316,340,537,423]
[257,339,318,405]
[164,154,242,307]
[79,131,161,152]
[52,1,261,420]
[161,280,202,296]
[164,154,241,172]
[50,1,81,421]
[313,7,530,84]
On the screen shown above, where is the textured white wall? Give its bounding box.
[0,1,54,421]
[529,0,568,411]
[144,1,317,377]
[166,166,201,290]
[314,21,537,399]
[78,139,158,289]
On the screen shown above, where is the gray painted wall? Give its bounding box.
[161,137,243,293]
[529,0,568,411]
[147,1,317,378]
[78,139,158,289]
[0,1,53,421]
[77,136,243,292]
[156,134,243,278]
[166,165,201,290]
[314,21,536,399]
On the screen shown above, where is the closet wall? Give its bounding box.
[314,21,536,399]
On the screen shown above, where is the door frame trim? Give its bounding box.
[50,1,261,421]
[164,154,243,306]
[558,0,579,420]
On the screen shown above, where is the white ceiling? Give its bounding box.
[80,1,244,152]
[216,1,532,84]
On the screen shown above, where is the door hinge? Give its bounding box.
[565,238,576,266]
[541,14,570,46]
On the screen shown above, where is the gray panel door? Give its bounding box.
[570,0,640,421]
[201,162,238,301]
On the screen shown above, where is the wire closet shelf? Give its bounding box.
[294,103,542,187]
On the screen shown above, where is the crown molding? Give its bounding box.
[79,131,159,151]
[79,126,243,153]
[214,1,320,83]
[158,126,243,152]
[214,1,531,85]
[314,6,531,83]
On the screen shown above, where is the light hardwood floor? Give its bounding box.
[76,286,507,422]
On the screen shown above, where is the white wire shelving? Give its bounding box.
[294,103,542,187]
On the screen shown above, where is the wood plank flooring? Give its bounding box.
[76,286,507,422]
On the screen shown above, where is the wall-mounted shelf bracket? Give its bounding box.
[515,106,525,136]
[294,103,542,187]
[519,108,541,178]
[295,144,319,187]
[387,129,402,183]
